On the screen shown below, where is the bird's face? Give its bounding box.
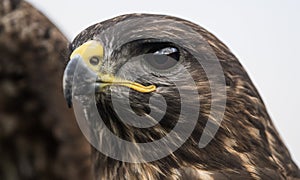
[62,14,226,163]
[63,34,202,142]
[63,38,186,106]
[63,35,194,130]
[63,40,159,108]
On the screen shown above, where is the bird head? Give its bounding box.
[62,13,300,179]
[62,14,228,163]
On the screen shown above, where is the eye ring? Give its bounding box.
[89,56,100,66]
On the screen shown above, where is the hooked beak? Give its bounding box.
[63,56,78,108]
[63,40,156,108]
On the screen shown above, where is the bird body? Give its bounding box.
[64,14,300,179]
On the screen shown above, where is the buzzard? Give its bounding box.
[63,14,300,179]
[0,0,298,178]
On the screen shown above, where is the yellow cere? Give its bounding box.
[70,40,156,93]
[70,40,104,72]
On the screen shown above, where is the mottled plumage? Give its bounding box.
[1,0,299,178]
[67,14,300,179]
[0,0,91,179]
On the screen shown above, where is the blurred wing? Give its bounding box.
[0,0,91,179]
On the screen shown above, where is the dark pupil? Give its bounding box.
[89,56,100,65]
[145,47,179,70]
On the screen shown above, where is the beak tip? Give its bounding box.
[63,56,78,109]
[64,91,73,108]
[67,101,72,108]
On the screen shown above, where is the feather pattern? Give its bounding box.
[69,14,300,180]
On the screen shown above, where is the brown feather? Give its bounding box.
[0,0,91,179]
[69,14,300,179]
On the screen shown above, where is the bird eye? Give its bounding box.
[89,56,100,66]
[143,47,180,71]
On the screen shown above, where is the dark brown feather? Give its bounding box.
[0,0,91,179]
[70,14,300,180]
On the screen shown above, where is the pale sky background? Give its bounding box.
[26,0,300,165]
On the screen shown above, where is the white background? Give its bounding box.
[26,0,300,165]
